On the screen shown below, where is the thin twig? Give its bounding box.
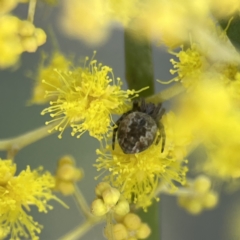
[146,83,185,103]
[156,185,192,197]
[105,211,115,240]
[73,184,93,219]
[27,0,37,23]
[0,123,57,154]
[58,218,103,240]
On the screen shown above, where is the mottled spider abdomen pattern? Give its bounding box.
[117,112,158,154]
[112,99,165,154]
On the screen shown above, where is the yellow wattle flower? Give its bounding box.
[30,51,71,104]
[0,159,63,240]
[95,140,187,210]
[161,111,193,161]
[175,79,240,180]
[41,53,142,140]
[95,111,190,209]
[159,18,240,91]
[168,43,205,89]
[59,0,235,48]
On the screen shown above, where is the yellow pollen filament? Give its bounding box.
[41,53,147,140]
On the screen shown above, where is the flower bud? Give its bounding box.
[123,213,141,230]
[136,223,151,239]
[56,155,83,182]
[203,192,218,209]
[56,164,76,181]
[114,213,125,223]
[35,28,47,46]
[91,199,108,216]
[0,160,16,185]
[0,0,18,15]
[112,223,128,240]
[58,155,75,166]
[193,175,211,193]
[114,198,130,216]
[55,181,75,195]
[102,187,120,206]
[21,37,37,52]
[95,182,111,197]
[187,200,202,215]
[19,20,35,37]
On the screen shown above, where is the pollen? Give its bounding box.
[0,159,64,240]
[41,53,140,140]
[95,138,187,209]
[169,43,206,88]
[31,51,71,104]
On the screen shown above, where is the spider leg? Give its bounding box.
[155,132,161,145]
[156,107,165,121]
[112,125,118,150]
[112,111,129,150]
[159,122,166,152]
[132,99,139,111]
[155,120,166,153]
[140,98,146,112]
[152,103,163,119]
[112,99,141,150]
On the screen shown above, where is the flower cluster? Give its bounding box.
[0,159,63,240]
[18,20,46,53]
[105,213,151,240]
[54,155,83,195]
[0,15,23,68]
[4,0,240,239]
[166,19,240,91]
[0,1,46,68]
[96,145,187,210]
[95,111,189,210]
[31,51,71,104]
[41,53,141,140]
[178,175,218,214]
[91,182,130,217]
[174,80,240,180]
[60,0,240,46]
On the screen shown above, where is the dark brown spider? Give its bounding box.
[112,99,166,154]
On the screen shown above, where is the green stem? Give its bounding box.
[124,30,154,97]
[124,28,160,240]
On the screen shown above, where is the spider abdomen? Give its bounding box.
[117,112,157,154]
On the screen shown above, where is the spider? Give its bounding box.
[112,98,166,154]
